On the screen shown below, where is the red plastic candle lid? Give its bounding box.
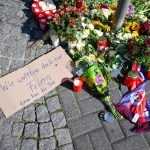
[39,18,47,25]
[34,0,40,3]
[38,13,45,19]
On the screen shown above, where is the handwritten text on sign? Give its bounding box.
[0,47,73,118]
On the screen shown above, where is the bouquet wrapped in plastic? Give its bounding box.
[80,63,122,119]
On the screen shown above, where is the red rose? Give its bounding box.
[129,45,138,53]
[127,39,133,44]
[144,39,150,47]
[100,4,109,9]
[66,7,71,12]
[60,10,65,15]
[54,13,60,19]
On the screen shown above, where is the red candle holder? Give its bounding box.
[147,70,150,80]
[34,0,40,4]
[73,77,83,92]
[34,8,42,17]
[39,18,47,30]
[97,36,107,52]
[44,10,53,20]
[31,3,38,12]
[37,13,45,20]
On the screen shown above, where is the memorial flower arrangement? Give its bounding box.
[30,0,150,125]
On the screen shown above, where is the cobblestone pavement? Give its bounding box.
[0,0,150,150]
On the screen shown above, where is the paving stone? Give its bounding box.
[9,60,24,72]
[145,81,150,93]
[36,45,48,58]
[0,57,12,71]
[78,97,104,115]
[57,80,73,91]
[24,123,38,138]
[36,105,50,122]
[1,23,12,35]
[143,132,150,146]
[0,118,13,134]
[2,44,15,57]
[39,137,56,150]
[74,85,91,101]
[73,134,93,150]
[51,112,66,129]
[12,122,24,137]
[39,122,53,138]
[59,143,74,150]
[34,30,44,39]
[59,90,81,120]
[118,84,128,96]
[55,128,72,146]
[47,96,61,113]
[21,139,37,150]
[118,119,135,137]
[44,90,58,98]
[34,96,45,104]
[89,128,112,150]
[68,113,101,138]
[0,135,20,150]
[10,109,23,121]
[110,89,122,104]
[102,120,124,143]
[16,10,24,18]
[23,105,36,122]
[108,82,118,90]
[112,135,150,150]
[146,92,150,100]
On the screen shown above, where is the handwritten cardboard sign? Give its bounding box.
[0,47,73,118]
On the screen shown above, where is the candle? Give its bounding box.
[37,13,45,20]
[73,77,83,92]
[97,36,107,52]
[44,10,53,20]
[31,3,38,12]
[34,8,41,17]
[39,18,47,30]
[34,0,40,4]
[113,0,130,31]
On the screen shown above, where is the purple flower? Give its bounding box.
[126,5,135,17]
[95,75,103,85]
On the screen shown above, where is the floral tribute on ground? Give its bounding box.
[29,0,150,132]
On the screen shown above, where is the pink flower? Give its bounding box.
[100,4,109,9]
[60,10,65,15]
[66,7,71,12]
[129,45,138,53]
[54,13,60,19]
[144,39,150,47]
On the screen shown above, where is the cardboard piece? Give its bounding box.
[0,47,73,118]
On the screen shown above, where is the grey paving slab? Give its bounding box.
[58,90,81,120]
[102,120,125,143]
[118,119,135,137]
[112,135,150,150]
[24,123,38,138]
[39,122,53,138]
[36,105,50,123]
[39,137,56,150]
[10,109,24,121]
[0,135,20,150]
[55,128,72,146]
[0,118,13,135]
[68,113,101,139]
[88,128,113,150]
[110,89,122,104]
[59,143,74,150]
[78,97,104,115]
[47,96,61,113]
[73,134,93,150]
[51,112,66,129]
[108,82,118,90]
[21,139,37,150]
[143,132,150,146]
[23,105,36,122]
[12,122,24,137]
